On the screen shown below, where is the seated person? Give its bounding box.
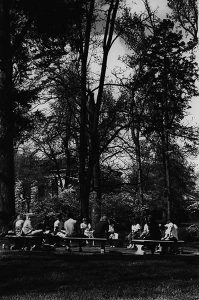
[80,218,93,238]
[9,215,25,250]
[64,213,79,251]
[22,214,43,250]
[161,220,179,254]
[93,216,109,238]
[64,213,78,237]
[37,216,55,248]
[54,214,65,238]
[93,216,109,253]
[140,222,149,239]
[162,220,178,241]
[15,215,25,236]
[22,214,43,236]
[140,215,161,254]
[108,222,119,247]
[127,218,141,248]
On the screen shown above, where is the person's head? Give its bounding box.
[17,214,24,220]
[147,214,153,224]
[57,213,63,221]
[82,217,87,223]
[67,212,74,219]
[26,213,33,219]
[100,215,108,222]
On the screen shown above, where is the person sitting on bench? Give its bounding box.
[80,217,93,238]
[140,214,161,254]
[9,215,25,250]
[64,213,79,251]
[54,214,65,238]
[15,215,25,237]
[22,214,43,236]
[93,215,109,254]
[162,220,178,241]
[21,214,43,250]
[108,221,119,247]
[127,218,141,249]
[161,220,179,254]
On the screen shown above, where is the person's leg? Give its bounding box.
[127,233,133,248]
[100,240,105,253]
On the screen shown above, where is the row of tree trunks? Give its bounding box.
[0,0,15,224]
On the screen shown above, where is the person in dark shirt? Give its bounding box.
[93,216,109,238]
[147,215,161,240]
[146,214,161,254]
[93,215,109,253]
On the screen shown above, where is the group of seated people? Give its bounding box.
[2,212,179,253]
[4,213,117,252]
[127,215,179,253]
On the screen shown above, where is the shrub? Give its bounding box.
[178,224,199,242]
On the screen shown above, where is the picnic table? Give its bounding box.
[130,239,185,255]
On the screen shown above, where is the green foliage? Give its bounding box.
[179,224,199,241]
[168,0,198,47]
[18,0,80,38]
[101,192,149,230]
[30,186,80,221]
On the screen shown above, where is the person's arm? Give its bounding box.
[54,221,59,235]
[168,224,174,238]
[140,224,148,238]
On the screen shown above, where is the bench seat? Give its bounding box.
[131,239,184,255]
[0,235,108,253]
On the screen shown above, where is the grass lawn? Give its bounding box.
[0,252,199,300]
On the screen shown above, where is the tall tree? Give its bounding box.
[0,0,81,224]
[0,0,15,221]
[168,0,198,48]
[136,20,198,219]
[69,0,121,219]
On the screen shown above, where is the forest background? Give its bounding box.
[0,0,198,231]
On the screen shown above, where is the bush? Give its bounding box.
[178,224,199,242]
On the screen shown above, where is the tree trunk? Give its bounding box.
[79,1,95,219]
[79,78,90,219]
[161,130,171,221]
[134,132,144,205]
[90,147,101,226]
[162,56,171,221]
[0,0,15,224]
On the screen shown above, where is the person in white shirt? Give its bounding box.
[80,218,93,238]
[22,214,43,236]
[15,215,24,236]
[54,214,65,238]
[64,213,77,237]
[127,218,141,248]
[21,214,43,250]
[108,221,119,247]
[64,213,78,252]
[162,220,178,241]
[161,220,179,254]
